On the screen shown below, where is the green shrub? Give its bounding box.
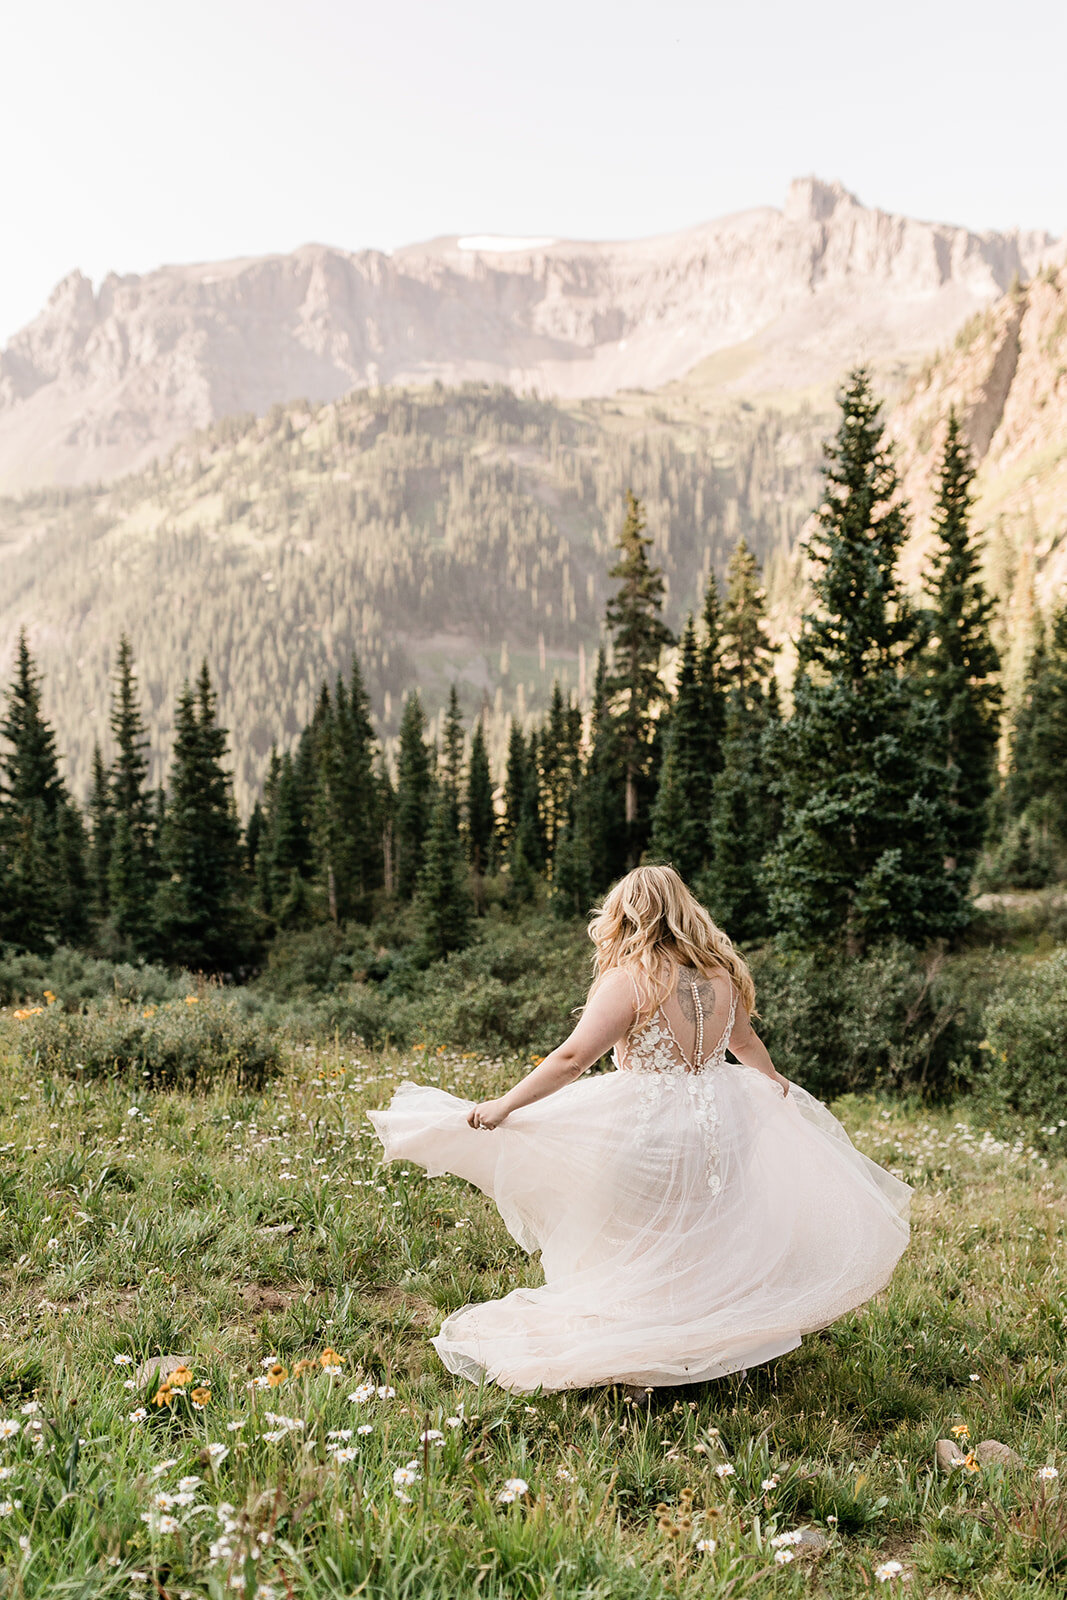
[750,943,977,1100]
[11,992,280,1090]
[971,950,1067,1132]
[0,946,184,1008]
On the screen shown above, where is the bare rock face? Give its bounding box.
[0,178,1054,489]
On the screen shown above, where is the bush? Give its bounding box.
[11,992,281,1090]
[971,950,1067,1132]
[749,943,978,1100]
[0,946,185,1009]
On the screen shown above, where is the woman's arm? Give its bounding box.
[728,1003,790,1096]
[468,969,636,1129]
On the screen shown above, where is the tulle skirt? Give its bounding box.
[367,1063,911,1394]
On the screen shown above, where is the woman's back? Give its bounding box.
[615,964,737,1075]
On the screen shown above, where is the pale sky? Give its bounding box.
[2,0,1065,345]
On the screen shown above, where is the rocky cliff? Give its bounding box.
[0,178,1054,488]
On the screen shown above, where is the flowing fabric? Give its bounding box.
[367,969,911,1394]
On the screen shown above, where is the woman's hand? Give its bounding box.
[770,1071,790,1097]
[468,1098,511,1130]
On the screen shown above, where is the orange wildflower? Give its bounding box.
[191,1387,211,1406]
[267,1362,288,1387]
[320,1348,344,1368]
[167,1366,194,1388]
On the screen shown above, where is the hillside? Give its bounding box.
[0,177,1054,490]
[0,384,829,809]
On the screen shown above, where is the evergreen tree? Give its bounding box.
[1008,605,1067,851]
[106,637,157,948]
[265,750,313,925]
[925,413,1002,872]
[465,717,496,893]
[394,691,433,899]
[550,793,594,919]
[0,632,86,951]
[416,792,473,961]
[604,491,674,861]
[697,571,727,781]
[87,742,113,921]
[765,369,966,952]
[537,683,582,867]
[583,649,627,889]
[440,684,464,831]
[154,666,246,969]
[650,618,711,880]
[502,722,528,855]
[705,539,781,938]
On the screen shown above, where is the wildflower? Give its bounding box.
[153,1492,177,1510]
[128,1407,149,1422]
[46,1238,59,1251]
[0,1420,20,1439]
[497,1476,529,1504]
[770,1530,803,1548]
[348,1383,375,1404]
[168,1366,194,1388]
[191,1387,211,1408]
[695,1537,716,1553]
[332,1446,359,1463]
[157,1514,181,1533]
[969,1373,980,1383]
[714,1463,735,1479]
[357,1423,374,1435]
[421,1428,445,1445]
[0,1501,23,1516]
[762,1474,780,1490]
[206,1443,229,1461]
[774,1549,794,1565]
[393,1462,420,1490]
[1037,1465,1060,1481]
[179,1475,202,1491]
[113,1354,133,1366]
[555,1466,574,1482]
[267,1363,288,1387]
[151,1459,180,1478]
[951,1424,969,1439]
[446,1415,463,1428]
[320,1347,344,1368]
[260,1356,279,1369]
[292,1359,316,1377]
[18,1535,30,1554]
[153,1386,174,1408]
[226,1420,244,1432]
[875,1560,906,1582]
[19,1402,38,1416]
[43,990,57,1005]
[0,1468,11,1481]
[327,1429,354,1442]
[376,1384,396,1398]
[184,995,199,1005]
[827,1514,838,1526]
[962,1452,980,1474]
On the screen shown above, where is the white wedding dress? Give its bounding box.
[368,968,911,1394]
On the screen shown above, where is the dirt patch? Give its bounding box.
[239,1283,310,1313]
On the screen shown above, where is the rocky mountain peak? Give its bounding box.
[783,176,861,224]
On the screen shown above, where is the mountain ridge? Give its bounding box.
[0,178,1056,490]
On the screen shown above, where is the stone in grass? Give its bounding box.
[975,1439,1023,1469]
[935,1439,965,1471]
[136,1354,193,1386]
[794,1527,830,1553]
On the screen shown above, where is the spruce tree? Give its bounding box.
[465,717,496,893]
[697,572,727,781]
[265,750,313,925]
[650,618,712,880]
[583,649,627,889]
[502,722,528,856]
[604,491,674,861]
[706,539,781,938]
[154,666,246,969]
[107,636,156,948]
[394,691,433,899]
[765,369,966,951]
[440,685,464,831]
[87,742,113,921]
[1008,605,1067,852]
[925,413,1002,873]
[0,632,85,951]
[416,792,473,961]
[538,683,581,867]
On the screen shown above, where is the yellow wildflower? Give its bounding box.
[143,1006,157,1019]
[13,1007,44,1021]
[184,995,199,1006]
[154,1385,174,1407]
[167,1366,194,1388]
[320,1347,344,1368]
[190,1386,211,1406]
[44,990,57,1005]
[963,1452,980,1474]
[292,1359,316,1378]
[267,1362,288,1387]
[951,1424,970,1439]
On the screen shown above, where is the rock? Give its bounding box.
[976,1439,1023,1468]
[135,1354,192,1386]
[936,1439,966,1471]
[257,1223,297,1238]
[794,1527,830,1553]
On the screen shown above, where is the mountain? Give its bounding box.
[0,178,1055,490]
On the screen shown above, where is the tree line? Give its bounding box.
[2,369,1065,969]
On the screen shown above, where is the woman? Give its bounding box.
[369,865,910,1394]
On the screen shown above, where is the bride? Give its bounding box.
[369,865,911,1394]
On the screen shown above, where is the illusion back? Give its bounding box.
[615,966,738,1076]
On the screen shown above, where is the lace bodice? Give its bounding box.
[614,968,737,1077]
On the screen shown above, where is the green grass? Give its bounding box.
[1,1025,1065,1598]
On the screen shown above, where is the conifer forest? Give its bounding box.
[3,368,1064,972]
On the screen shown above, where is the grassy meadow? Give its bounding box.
[0,1015,1065,1599]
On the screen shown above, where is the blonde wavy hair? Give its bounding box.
[587,864,756,1022]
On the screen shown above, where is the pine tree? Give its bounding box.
[440,684,464,831]
[925,413,1002,873]
[394,691,433,899]
[705,539,781,938]
[550,793,594,919]
[583,649,627,889]
[650,618,712,880]
[106,637,156,949]
[697,571,727,781]
[465,717,495,894]
[765,369,965,952]
[416,792,473,961]
[313,657,381,920]
[154,666,247,969]
[604,491,674,861]
[87,743,113,921]
[0,632,86,951]
[1008,605,1067,851]
[537,683,581,867]
[265,751,313,925]
[502,722,528,855]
